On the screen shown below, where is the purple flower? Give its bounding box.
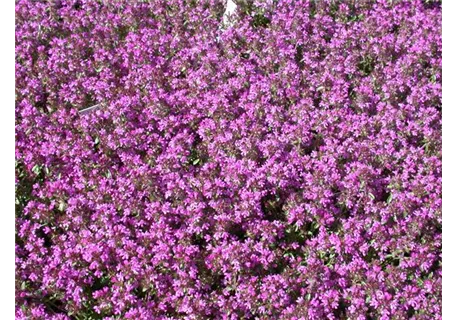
[16,0,441,318]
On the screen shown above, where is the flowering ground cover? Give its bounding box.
[15,0,442,319]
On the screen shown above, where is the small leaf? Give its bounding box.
[32,164,41,175]
[417,278,424,286]
[192,158,200,165]
[58,201,66,212]
[387,193,393,204]
[368,193,375,200]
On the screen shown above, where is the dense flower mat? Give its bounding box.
[15,0,441,319]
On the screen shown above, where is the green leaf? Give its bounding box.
[32,164,41,175]
[192,158,200,165]
[417,278,424,286]
[58,201,66,212]
[387,193,393,204]
[252,13,271,28]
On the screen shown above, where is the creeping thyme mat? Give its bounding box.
[15,1,441,319]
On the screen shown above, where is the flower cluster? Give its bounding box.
[15,0,441,319]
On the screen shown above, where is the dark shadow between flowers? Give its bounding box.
[226,223,247,241]
[35,227,53,248]
[260,191,287,222]
[334,299,348,319]
[302,130,324,156]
